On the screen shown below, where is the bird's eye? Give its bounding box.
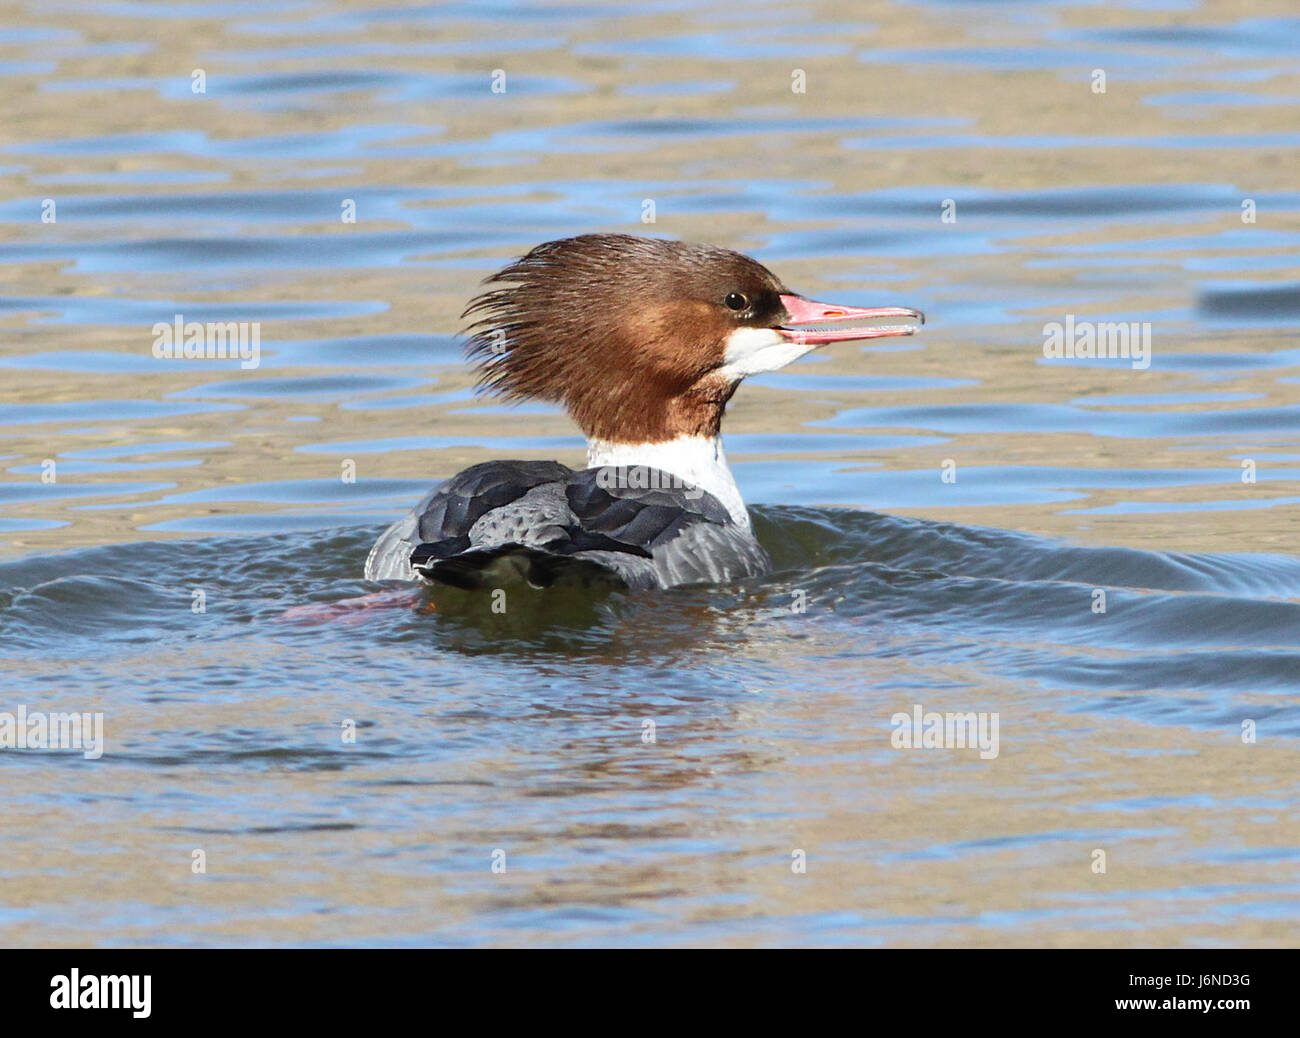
[724,292,749,312]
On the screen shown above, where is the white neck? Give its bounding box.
[586,434,750,531]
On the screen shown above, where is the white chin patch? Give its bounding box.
[717,326,813,379]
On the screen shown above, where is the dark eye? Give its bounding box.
[724,292,749,312]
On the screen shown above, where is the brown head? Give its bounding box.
[462,234,923,444]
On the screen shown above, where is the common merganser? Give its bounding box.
[365,234,923,590]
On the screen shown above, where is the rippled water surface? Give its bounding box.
[1,0,1298,946]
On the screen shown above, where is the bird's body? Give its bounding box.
[365,234,922,591]
[364,459,770,589]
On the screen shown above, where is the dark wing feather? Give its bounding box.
[565,468,732,538]
[364,460,573,581]
[414,459,573,541]
[563,468,771,587]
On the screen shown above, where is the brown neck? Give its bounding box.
[571,373,737,444]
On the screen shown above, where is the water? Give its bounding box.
[1,0,1298,947]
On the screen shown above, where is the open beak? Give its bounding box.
[777,294,925,344]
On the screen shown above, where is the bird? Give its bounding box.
[365,234,923,591]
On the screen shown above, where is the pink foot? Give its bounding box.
[278,588,424,626]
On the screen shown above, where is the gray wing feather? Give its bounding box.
[364,486,438,581]
[364,462,572,582]
[566,525,770,590]
[651,521,772,586]
[466,483,574,548]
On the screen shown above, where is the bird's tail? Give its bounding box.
[411,543,630,591]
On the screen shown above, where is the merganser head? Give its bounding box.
[463,234,923,444]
